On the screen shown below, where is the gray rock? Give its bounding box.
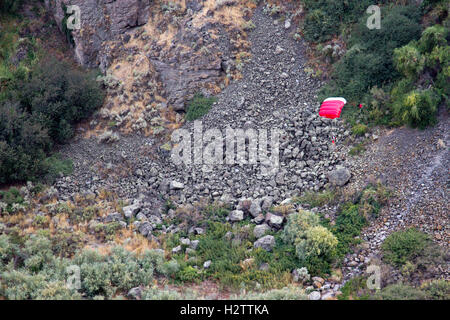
[123,203,141,218]
[309,291,321,300]
[172,245,182,254]
[194,227,204,235]
[190,240,200,250]
[284,19,291,29]
[170,181,185,190]
[249,200,261,217]
[229,210,244,222]
[328,166,351,186]
[203,260,211,269]
[259,263,270,271]
[253,235,275,252]
[275,45,284,55]
[127,287,142,300]
[253,223,270,239]
[266,213,284,229]
[180,238,191,246]
[321,291,334,300]
[104,212,123,223]
[185,248,196,255]
[261,197,273,211]
[138,222,153,237]
[253,214,265,224]
[224,231,233,240]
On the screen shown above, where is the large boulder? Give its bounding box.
[328,166,351,186]
[229,210,244,222]
[266,213,284,229]
[253,235,275,252]
[123,203,141,219]
[253,224,270,239]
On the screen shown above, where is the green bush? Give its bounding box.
[351,124,368,137]
[375,283,426,300]
[0,101,51,183]
[294,190,337,207]
[332,203,367,256]
[392,88,440,128]
[422,280,450,300]
[12,57,104,143]
[302,0,372,43]
[0,187,27,214]
[0,57,104,184]
[282,210,337,268]
[381,228,429,267]
[185,93,217,121]
[394,45,425,79]
[0,0,24,15]
[236,285,308,300]
[418,25,448,53]
[177,266,201,282]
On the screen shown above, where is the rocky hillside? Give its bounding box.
[0,0,448,301]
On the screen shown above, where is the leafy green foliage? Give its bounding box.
[375,283,426,300]
[0,57,103,183]
[351,124,368,137]
[0,187,26,214]
[0,0,24,15]
[185,93,217,121]
[422,280,450,300]
[302,0,372,42]
[394,45,425,79]
[294,190,337,207]
[172,221,299,289]
[236,285,307,300]
[329,184,389,257]
[338,276,371,300]
[332,203,366,256]
[392,88,440,128]
[0,232,176,300]
[381,228,430,267]
[320,5,422,105]
[282,210,337,273]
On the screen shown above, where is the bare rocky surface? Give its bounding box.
[341,109,449,283]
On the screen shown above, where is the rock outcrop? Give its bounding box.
[45,0,151,67]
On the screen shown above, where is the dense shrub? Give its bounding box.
[392,88,440,128]
[394,45,425,79]
[351,124,368,137]
[0,231,178,300]
[0,101,51,183]
[422,280,450,300]
[282,210,337,270]
[381,228,430,267]
[185,93,217,121]
[0,0,24,15]
[11,57,104,143]
[302,0,372,42]
[418,25,448,53]
[320,5,422,105]
[0,57,103,184]
[237,285,308,300]
[294,190,337,207]
[332,203,367,256]
[375,283,426,300]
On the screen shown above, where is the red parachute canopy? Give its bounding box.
[319,97,347,119]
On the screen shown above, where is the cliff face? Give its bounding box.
[45,0,151,68]
[45,0,255,129]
